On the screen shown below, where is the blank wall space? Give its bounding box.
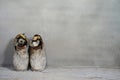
[0,0,120,68]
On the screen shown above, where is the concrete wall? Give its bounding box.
[0,0,120,68]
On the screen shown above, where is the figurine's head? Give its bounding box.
[14,33,27,47]
[30,34,43,49]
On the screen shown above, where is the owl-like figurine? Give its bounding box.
[29,34,46,71]
[13,33,29,71]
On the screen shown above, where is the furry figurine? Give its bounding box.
[29,34,46,71]
[13,33,29,71]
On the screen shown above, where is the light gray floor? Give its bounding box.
[0,66,120,80]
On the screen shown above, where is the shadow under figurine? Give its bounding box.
[13,33,29,71]
[29,34,46,71]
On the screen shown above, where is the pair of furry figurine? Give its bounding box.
[13,33,46,71]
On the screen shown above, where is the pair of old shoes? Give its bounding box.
[13,33,46,71]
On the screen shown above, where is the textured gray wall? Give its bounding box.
[0,0,120,68]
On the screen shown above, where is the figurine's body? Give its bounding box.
[29,34,46,71]
[13,34,29,71]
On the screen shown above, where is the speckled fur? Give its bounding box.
[13,47,29,71]
[30,44,46,71]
